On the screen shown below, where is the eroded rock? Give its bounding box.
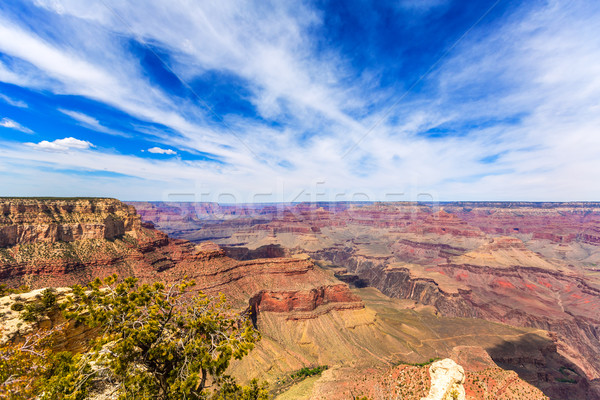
[421,358,465,400]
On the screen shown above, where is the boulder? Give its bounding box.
[421,358,465,400]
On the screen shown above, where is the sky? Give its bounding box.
[0,0,599,202]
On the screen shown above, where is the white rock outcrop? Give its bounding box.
[421,358,466,400]
[0,287,71,343]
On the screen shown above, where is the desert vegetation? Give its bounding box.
[0,275,268,399]
[289,366,328,380]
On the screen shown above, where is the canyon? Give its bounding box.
[130,201,600,399]
[1,198,598,398]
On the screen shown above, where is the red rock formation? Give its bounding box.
[0,198,357,315]
[0,198,140,247]
[126,201,600,398]
[7,199,600,398]
[249,284,363,314]
[408,210,484,238]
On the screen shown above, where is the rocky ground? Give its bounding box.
[1,198,598,399]
[130,201,600,399]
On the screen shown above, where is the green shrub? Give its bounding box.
[2,277,270,400]
[289,365,328,380]
[555,377,577,384]
[408,358,440,367]
[20,289,58,322]
[1,284,30,297]
[61,275,268,399]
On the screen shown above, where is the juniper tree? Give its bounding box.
[62,275,265,400]
[0,324,89,400]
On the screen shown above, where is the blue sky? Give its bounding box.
[1,0,599,201]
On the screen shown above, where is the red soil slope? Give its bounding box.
[130,201,600,398]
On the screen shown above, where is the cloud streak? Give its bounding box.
[58,109,128,137]
[0,117,33,134]
[0,94,27,108]
[0,1,599,200]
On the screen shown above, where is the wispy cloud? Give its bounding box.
[58,108,127,137]
[0,117,33,133]
[0,1,599,200]
[0,94,27,108]
[25,137,94,152]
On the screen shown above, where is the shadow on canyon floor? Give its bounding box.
[487,334,599,400]
[222,244,288,260]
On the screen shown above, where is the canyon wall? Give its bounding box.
[0,198,141,247]
[130,201,600,398]
[2,198,596,398]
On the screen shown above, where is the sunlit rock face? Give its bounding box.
[129,201,600,398]
[421,359,466,400]
[0,198,141,247]
[3,198,599,399]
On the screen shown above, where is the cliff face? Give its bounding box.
[129,201,600,398]
[249,284,363,318]
[0,198,374,356]
[5,199,599,399]
[0,198,141,247]
[0,199,395,398]
[315,241,600,395]
[0,199,357,315]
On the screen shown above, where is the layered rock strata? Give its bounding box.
[4,199,598,399]
[0,198,140,247]
[129,201,600,399]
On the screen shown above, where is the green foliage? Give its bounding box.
[20,289,58,322]
[559,366,578,376]
[120,233,138,247]
[62,275,267,400]
[41,352,93,400]
[271,365,328,396]
[289,365,328,380]
[450,388,459,399]
[0,325,90,400]
[0,284,30,298]
[0,249,15,264]
[14,242,81,264]
[1,277,267,399]
[555,377,577,384]
[210,377,270,400]
[406,357,440,367]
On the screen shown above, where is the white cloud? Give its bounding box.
[0,117,33,134]
[0,94,28,108]
[147,147,177,155]
[25,137,94,152]
[58,108,127,137]
[0,15,235,157]
[0,2,366,160]
[0,1,599,200]
[59,109,100,127]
